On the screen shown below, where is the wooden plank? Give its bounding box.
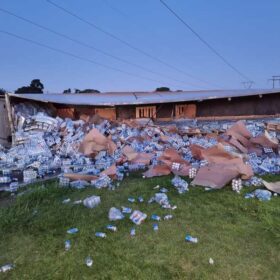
[4,94,14,145]
[95,108,116,120]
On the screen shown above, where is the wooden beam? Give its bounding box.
[5,93,15,145]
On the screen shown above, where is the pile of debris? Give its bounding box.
[1,102,280,195]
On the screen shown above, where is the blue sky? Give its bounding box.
[0,0,279,93]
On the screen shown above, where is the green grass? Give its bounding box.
[0,174,280,280]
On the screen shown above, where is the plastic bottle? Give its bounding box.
[83,195,101,209]
[67,228,79,234]
[95,232,106,238]
[153,223,159,231]
[185,235,198,243]
[106,225,117,232]
[65,240,71,251]
[85,256,93,267]
[130,228,136,236]
[164,215,173,220]
[151,214,161,221]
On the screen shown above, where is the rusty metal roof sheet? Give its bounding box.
[8,89,280,106]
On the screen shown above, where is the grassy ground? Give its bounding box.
[0,174,279,280]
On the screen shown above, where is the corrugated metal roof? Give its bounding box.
[8,89,280,106]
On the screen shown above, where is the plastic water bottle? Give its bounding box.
[121,207,132,214]
[65,240,71,251]
[254,189,272,201]
[185,235,198,243]
[0,263,14,272]
[95,232,106,238]
[153,223,159,231]
[106,225,117,232]
[164,215,173,220]
[83,195,101,209]
[67,228,79,234]
[130,228,136,236]
[62,198,71,204]
[85,256,93,267]
[151,214,161,221]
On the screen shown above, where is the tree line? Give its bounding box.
[0,79,173,95]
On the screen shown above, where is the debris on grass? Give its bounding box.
[106,225,117,232]
[121,206,132,214]
[130,210,147,225]
[245,189,272,201]
[153,223,159,231]
[85,257,93,267]
[95,232,106,238]
[185,235,198,243]
[64,240,71,251]
[83,195,101,209]
[0,263,14,273]
[108,207,124,221]
[151,214,161,221]
[67,228,79,234]
[1,102,280,200]
[130,228,136,236]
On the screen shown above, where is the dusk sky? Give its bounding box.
[1,0,279,93]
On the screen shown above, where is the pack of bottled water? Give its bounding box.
[171,176,189,194]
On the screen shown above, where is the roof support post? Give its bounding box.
[5,93,15,145]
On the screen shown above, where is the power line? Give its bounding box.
[268,75,280,89]
[0,7,202,89]
[160,0,252,82]
[0,29,179,86]
[45,0,220,88]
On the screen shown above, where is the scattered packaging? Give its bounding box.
[108,207,124,221]
[130,210,147,225]
[83,195,101,209]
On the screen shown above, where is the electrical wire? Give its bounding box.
[0,7,206,89]
[0,29,181,86]
[160,0,252,82]
[45,0,220,88]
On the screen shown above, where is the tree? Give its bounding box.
[155,87,170,92]
[63,88,72,93]
[75,88,100,93]
[0,88,6,95]
[15,79,44,94]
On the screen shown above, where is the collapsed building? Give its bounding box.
[1,88,280,145]
[0,89,280,195]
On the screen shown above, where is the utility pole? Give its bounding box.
[268,75,280,88]
[242,81,254,89]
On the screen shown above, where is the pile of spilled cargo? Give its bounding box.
[1,102,280,272]
[0,102,280,198]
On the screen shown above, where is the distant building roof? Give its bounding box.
[8,89,280,106]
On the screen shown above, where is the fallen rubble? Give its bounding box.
[1,102,280,194]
